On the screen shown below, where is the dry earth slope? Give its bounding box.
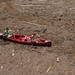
[0,0,75,75]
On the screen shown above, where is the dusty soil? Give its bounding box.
[0,0,75,75]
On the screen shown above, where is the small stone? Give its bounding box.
[1,66,3,69]
[21,63,23,65]
[12,53,14,56]
[17,30,19,31]
[28,59,30,62]
[57,58,59,62]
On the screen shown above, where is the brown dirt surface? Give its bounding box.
[0,0,75,75]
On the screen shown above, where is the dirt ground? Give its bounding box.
[0,0,75,75]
